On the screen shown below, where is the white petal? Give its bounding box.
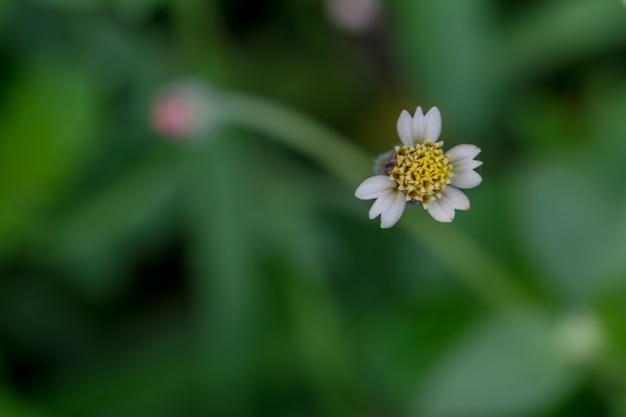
[368,190,394,219]
[452,159,482,171]
[380,190,406,228]
[411,107,426,144]
[441,186,470,210]
[427,198,454,223]
[423,107,442,142]
[451,170,482,189]
[396,110,413,146]
[355,175,396,200]
[446,144,481,163]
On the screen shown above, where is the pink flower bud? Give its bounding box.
[325,0,381,34]
[151,81,214,140]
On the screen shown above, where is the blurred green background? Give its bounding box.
[2,0,626,416]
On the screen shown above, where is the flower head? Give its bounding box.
[355,107,482,228]
[325,0,381,34]
[151,80,216,140]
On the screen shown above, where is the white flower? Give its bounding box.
[355,107,482,228]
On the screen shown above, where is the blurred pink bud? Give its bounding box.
[151,81,215,140]
[325,0,381,34]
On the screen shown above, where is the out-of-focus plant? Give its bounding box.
[2,1,626,417]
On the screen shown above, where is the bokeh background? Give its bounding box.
[2,0,626,416]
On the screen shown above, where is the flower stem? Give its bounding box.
[220,92,372,185]
[219,91,531,309]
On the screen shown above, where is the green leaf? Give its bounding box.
[0,63,99,251]
[415,310,580,417]
[505,0,626,81]
[40,328,198,417]
[48,149,179,298]
[361,299,479,405]
[388,0,500,138]
[111,0,167,21]
[0,391,55,417]
[183,133,260,415]
[582,81,626,282]
[510,160,618,301]
[0,0,15,28]
[29,0,100,12]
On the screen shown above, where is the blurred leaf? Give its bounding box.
[279,264,364,417]
[507,93,585,151]
[111,0,167,21]
[609,375,626,417]
[0,62,99,251]
[0,391,55,417]
[184,133,260,415]
[0,277,95,356]
[47,148,179,298]
[68,18,140,92]
[362,299,479,406]
[506,0,626,81]
[170,0,232,86]
[0,0,15,28]
[414,309,580,417]
[184,132,364,416]
[29,0,100,12]
[510,159,618,301]
[388,0,500,138]
[41,329,198,417]
[584,80,626,282]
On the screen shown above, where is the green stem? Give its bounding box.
[219,91,530,309]
[221,92,372,185]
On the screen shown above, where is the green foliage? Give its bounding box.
[0,63,100,251]
[415,310,580,417]
[2,0,626,416]
[512,159,619,302]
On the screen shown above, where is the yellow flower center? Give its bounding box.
[389,142,453,206]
